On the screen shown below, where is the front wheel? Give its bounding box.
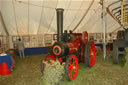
[65,55,79,81]
[41,54,56,73]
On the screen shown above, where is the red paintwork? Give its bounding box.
[45,54,56,61]
[52,32,94,63]
[68,55,78,80]
[83,31,88,44]
[57,57,63,63]
[53,45,62,55]
[0,62,11,76]
[43,31,96,81]
[80,44,85,62]
[42,54,56,71]
[67,33,82,55]
[89,42,96,67]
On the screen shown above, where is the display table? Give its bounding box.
[0,54,12,76]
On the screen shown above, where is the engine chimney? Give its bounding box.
[56,8,64,42]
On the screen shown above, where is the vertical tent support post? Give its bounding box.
[102,0,106,60]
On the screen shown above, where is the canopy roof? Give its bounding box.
[0,0,126,36]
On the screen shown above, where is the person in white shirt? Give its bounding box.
[16,38,25,59]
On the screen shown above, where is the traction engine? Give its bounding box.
[41,8,96,81]
[106,0,128,64]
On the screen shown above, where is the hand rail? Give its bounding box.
[106,0,128,29]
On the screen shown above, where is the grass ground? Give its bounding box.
[0,49,128,85]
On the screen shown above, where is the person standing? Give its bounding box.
[16,38,25,59]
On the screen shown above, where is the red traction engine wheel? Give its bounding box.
[85,41,96,67]
[41,54,56,72]
[65,55,79,81]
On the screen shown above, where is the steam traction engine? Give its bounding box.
[106,0,128,64]
[41,8,96,81]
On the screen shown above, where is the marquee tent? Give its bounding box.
[0,0,124,36]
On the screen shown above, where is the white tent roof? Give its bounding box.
[0,0,124,36]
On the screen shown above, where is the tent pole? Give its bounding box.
[28,0,30,35]
[102,0,106,60]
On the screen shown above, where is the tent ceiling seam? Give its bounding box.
[67,0,84,30]
[63,0,72,18]
[47,0,72,34]
[80,7,100,32]
[46,11,56,33]
[1,0,123,35]
[36,0,45,35]
[15,0,98,11]
[46,0,59,33]
[28,0,30,35]
[12,0,19,36]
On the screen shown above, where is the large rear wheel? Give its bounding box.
[65,55,79,81]
[85,41,96,67]
[113,40,119,64]
[80,44,85,63]
[82,31,88,44]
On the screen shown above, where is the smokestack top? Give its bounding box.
[56,8,64,12]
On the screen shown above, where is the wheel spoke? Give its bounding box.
[73,60,76,65]
[68,63,72,66]
[68,71,72,77]
[73,69,76,73]
[68,65,72,70]
[69,69,73,77]
[89,50,94,64]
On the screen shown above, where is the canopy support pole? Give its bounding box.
[102,0,106,60]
